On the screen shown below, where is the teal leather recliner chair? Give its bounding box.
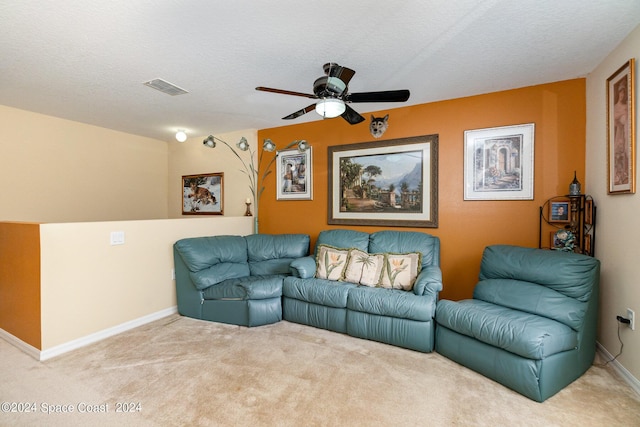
[435,245,600,402]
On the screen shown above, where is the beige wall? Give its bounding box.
[39,217,252,352]
[168,130,259,219]
[586,24,640,381]
[0,105,169,222]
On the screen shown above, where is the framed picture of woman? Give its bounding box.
[607,59,636,194]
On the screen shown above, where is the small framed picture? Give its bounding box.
[182,173,223,215]
[276,147,313,200]
[549,200,570,223]
[584,199,594,225]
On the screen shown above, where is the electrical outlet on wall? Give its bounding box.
[627,308,635,330]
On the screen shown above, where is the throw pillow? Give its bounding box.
[315,244,349,280]
[343,249,385,287]
[380,252,422,291]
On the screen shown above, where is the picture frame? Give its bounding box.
[182,173,223,215]
[584,199,593,225]
[328,134,438,228]
[276,147,313,200]
[607,58,636,194]
[549,200,570,223]
[464,123,535,200]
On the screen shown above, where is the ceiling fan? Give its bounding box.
[255,62,410,125]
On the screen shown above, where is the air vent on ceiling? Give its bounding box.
[143,78,189,96]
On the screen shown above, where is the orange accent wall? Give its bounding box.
[258,79,586,300]
[0,222,41,349]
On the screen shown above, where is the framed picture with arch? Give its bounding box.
[463,123,535,200]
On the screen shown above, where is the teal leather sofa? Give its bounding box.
[173,234,310,327]
[283,229,443,352]
[435,245,600,402]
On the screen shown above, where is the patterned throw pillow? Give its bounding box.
[315,244,349,280]
[343,249,385,287]
[380,252,422,291]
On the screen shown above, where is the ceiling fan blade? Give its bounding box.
[256,86,317,99]
[341,104,365,125]
[282,104,316,120]
[323,63,356,85]
[346,89,410,103]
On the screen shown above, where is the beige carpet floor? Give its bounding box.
[1,314,639,427]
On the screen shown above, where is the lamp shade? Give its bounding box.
[315,99,346,118]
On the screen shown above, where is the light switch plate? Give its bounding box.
[110,231,125,245]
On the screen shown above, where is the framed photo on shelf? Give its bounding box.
[328,134,438,228]
[182,173,223,215]
[607,58,636,194]
[276,147,313,200]
[549,200,570,223]
[584,199,593,225]
[464,123,535,200]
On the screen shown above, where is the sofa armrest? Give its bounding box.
[413,266,443,297]
[289,256,317,278]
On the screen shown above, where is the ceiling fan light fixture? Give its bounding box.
[315,98,345,118]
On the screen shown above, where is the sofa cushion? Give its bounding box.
[175,235,248,272]
[202,275,284,300]
[190,263,251,290]
[316,229,369,253]
[473,279,587,330]
[369,230,440,268]
[315,245,350,280]
[347,287,435,321]
[379,252,422,291]
[343,249,385,287]
[283,277,356,308]
[479,245,599,302]
[246,234,310,275]
[436,299,578,359]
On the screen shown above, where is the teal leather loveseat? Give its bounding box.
[173,234,310,327]
[435,245,600,402]
[283,229,443,352]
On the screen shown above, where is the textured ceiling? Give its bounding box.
[1,1,639,142]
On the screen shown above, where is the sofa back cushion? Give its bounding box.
[479,245,600,302]
[476,245,600,329]
[315,229,369,253]
[246,233,310,275]
[369,231,440,268]
[174,235,249,290]
[473,279,587,330]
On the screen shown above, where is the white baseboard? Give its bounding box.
[596,341,640,396]
[1,306,177,361]
[0,328,41,360]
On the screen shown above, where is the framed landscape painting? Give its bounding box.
[464,123,535,200]
[182,173,223,215]
[328,135,438,228]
